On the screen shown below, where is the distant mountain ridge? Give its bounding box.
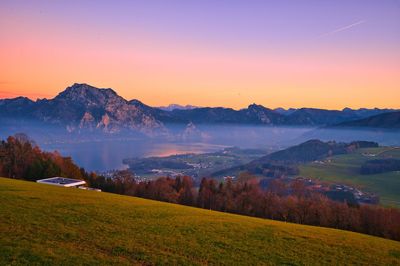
[157,104,200,111]
[0,83,398,134]
[332,111,400,129]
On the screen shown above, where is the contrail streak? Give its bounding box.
[320,20,366,37]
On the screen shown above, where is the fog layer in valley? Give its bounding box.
[1,122,399,171]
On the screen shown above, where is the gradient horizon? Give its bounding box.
[1,0,399,110]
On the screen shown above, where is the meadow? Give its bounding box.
[299,147,400,207]
[1,177,400,265]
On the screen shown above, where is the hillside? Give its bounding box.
[212,140,378,177]
[1,177,400,265]
[333,111,400,129]
[299,147,400,207]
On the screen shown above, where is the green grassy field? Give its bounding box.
[1,178,400,265]
[299,147,400,207]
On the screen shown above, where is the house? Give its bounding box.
[36,177,86,187]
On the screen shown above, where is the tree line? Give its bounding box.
[361,158,400,175]
[86,171,400,241]
[0,134,85,181]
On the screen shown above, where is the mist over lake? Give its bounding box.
[1,124,398,171]
[37,125,312,171]
[41,140,229,172]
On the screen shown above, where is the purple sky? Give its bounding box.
[1,0,399,109]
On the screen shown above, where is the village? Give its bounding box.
[291,177,379,205]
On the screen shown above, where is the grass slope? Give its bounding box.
[1,177,400,265]
[300,147,400,207]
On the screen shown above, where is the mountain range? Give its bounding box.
[0,83,398,134]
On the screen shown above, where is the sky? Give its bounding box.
[0,0,399,110]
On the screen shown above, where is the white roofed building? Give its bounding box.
[36,177,86,187]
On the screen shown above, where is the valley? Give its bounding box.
[122,141,400,208]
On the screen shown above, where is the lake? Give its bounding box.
[41,140,230,171]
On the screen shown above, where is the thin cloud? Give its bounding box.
[320,20,366,37]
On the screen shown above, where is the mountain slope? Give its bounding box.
[239,104,287,124]
[1,177,399,265]
[129,99,189,124]
[285,108,360,126]
[333,111,400,129]
[165,104,288,125]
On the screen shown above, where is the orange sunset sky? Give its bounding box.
[1,1,399,110]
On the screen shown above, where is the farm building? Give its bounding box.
[36,177,86,187]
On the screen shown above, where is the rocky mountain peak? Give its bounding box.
[247,103,272,112]
[7,83,166,134]
[55,83,122,106]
